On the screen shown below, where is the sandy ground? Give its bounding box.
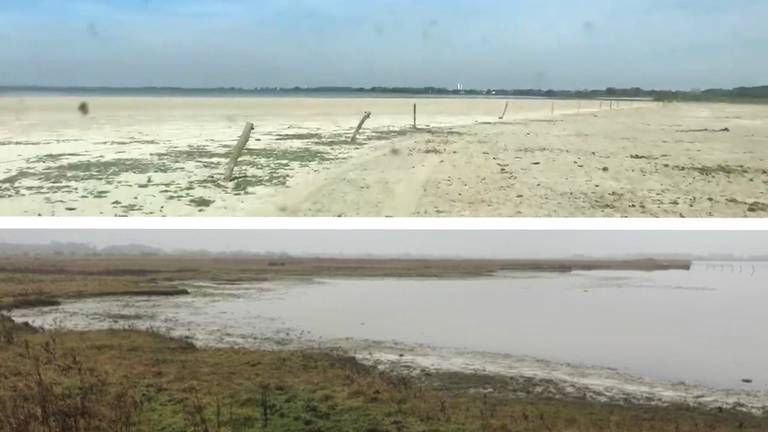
[1,96,766,216]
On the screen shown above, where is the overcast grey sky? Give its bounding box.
[1,0,767,90]
[0,230,765,258]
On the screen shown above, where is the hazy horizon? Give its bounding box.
[0,230,766,259]
[2,83,764,92]
[2,1,767,90]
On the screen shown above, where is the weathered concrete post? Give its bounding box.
[223,121,254,182]
[351,111,372,143]
[498,101,510,120]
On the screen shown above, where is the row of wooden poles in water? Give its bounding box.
[702,263,759,276]
[223,98,637,181]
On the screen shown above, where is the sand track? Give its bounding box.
[282,134,442,216]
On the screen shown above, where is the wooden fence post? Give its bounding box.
[413,104,417,128]
[498,101,509,120]
[223,122,254,182]
[351,111,372,143]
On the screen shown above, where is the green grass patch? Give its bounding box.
[189,197,215,208]
[672,164,756,177]
[0,326,765,432]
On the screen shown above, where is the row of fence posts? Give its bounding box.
[702,263,758,276]
[222,98,641,181]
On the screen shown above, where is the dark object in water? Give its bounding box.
[78,101,90,116]
[742,379,753,384]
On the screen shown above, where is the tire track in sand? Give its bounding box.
[280,140,440,216]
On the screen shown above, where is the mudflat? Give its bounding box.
[1,96,766,216]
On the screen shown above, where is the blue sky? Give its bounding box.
[1,0,766,89]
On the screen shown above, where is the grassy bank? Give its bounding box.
[0,256,690,310]
[1,316,765,432]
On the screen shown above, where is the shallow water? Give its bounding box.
[11,262,768,409]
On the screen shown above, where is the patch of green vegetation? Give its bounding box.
[421,146,444,154]
[162,145,335,173]
[120,203,144,212]
[313,138,353,147]
[676,127,730,133]
[673,164,752,176]
[0,171,33,184]
[189,197,215,208]
[2,158,177,186]
[87,190,110,199]
[64,158,175,178]
[161,145,228,164]
[629,154,669,160]
[244,147,334,164]
[232,172,292,192]
[97,139,165,146]
[26,153,82,164]
[312,126,460,147]
[272,132,325,141]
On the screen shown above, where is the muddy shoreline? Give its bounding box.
[3,314,764,431]
[17,257,768,418]
[8,301,768,416]
[8,261,768,417]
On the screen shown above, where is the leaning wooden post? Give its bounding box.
[223,121,254,182]
[351,111,372,143]
[550,101,555,116]
[413,104,417,128]
[498,101,510,120]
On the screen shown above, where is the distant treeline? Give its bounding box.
[290,85,768,102]
[2,85,767,102]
